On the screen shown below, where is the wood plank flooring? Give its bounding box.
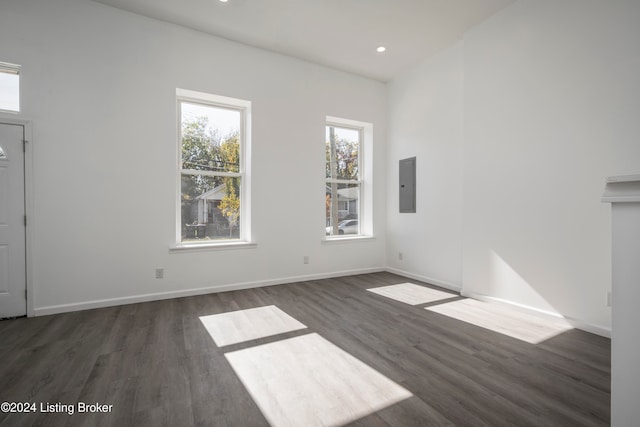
[0,272,610,426]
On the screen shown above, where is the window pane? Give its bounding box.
[0,71,19,112]
[181,102,240,173]
[181,174,241,241]
[325,183,360,236]
[326,126,359,180]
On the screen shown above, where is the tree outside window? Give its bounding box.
[325,124,361,237]
[179,101,243,242]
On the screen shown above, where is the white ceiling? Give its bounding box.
[92,0,514,82]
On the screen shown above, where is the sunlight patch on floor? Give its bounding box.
[199,305,307,347]
[225,332,412,427]
[366,283,457,305]
[426,298,573,344]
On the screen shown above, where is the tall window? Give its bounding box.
[0,62,20,112]
[325,123,362,237]
[177,89,250,245]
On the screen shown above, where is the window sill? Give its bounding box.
[169,241,257,253]
[321,235,376,245]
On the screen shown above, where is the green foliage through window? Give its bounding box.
[325,124,361,237]
[180,102,243,242]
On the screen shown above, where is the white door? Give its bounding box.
[0,122,26,318]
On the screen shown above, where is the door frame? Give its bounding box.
[0,115,33,317]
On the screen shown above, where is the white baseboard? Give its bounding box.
[32,265,613,339]
[384,267,462,293]
[461,290,611,339]
[33,267,385,317]
[384,268,610,338]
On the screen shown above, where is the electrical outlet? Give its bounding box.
[606,290,612,307]
[303,256,310,264]
[398,252,403,261]
[155,268,164,279]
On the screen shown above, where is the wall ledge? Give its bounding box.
[602,174,640,203]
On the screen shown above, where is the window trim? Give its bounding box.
[324,116,373,241]
[0,61,21,113]
[174,88,252,249]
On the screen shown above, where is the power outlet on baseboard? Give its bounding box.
[606,290,612,307]
[155,268,164,279]
[398,252,403,261]
[303,256,310,265]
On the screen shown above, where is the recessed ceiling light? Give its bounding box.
[376,46,386,53]
[219,0,228,2]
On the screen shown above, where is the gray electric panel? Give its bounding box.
[399,157,416,213]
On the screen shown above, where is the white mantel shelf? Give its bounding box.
[601,174,640,203]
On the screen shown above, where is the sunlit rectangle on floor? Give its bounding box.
[225,333,412,427]
[199,305,307,347]
[366,283,457,305]
[426,298,573,344]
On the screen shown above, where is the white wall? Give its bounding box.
[462,0,640,334]
[0,0,387,314]
[4,0,637,331]
[386,45,463,290]
[387,0,640,334]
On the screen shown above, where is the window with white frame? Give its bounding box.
[325,120,365,237]
[0,62,20,112]
[177,89,250,245]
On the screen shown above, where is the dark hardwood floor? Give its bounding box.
[0,272,610,426]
